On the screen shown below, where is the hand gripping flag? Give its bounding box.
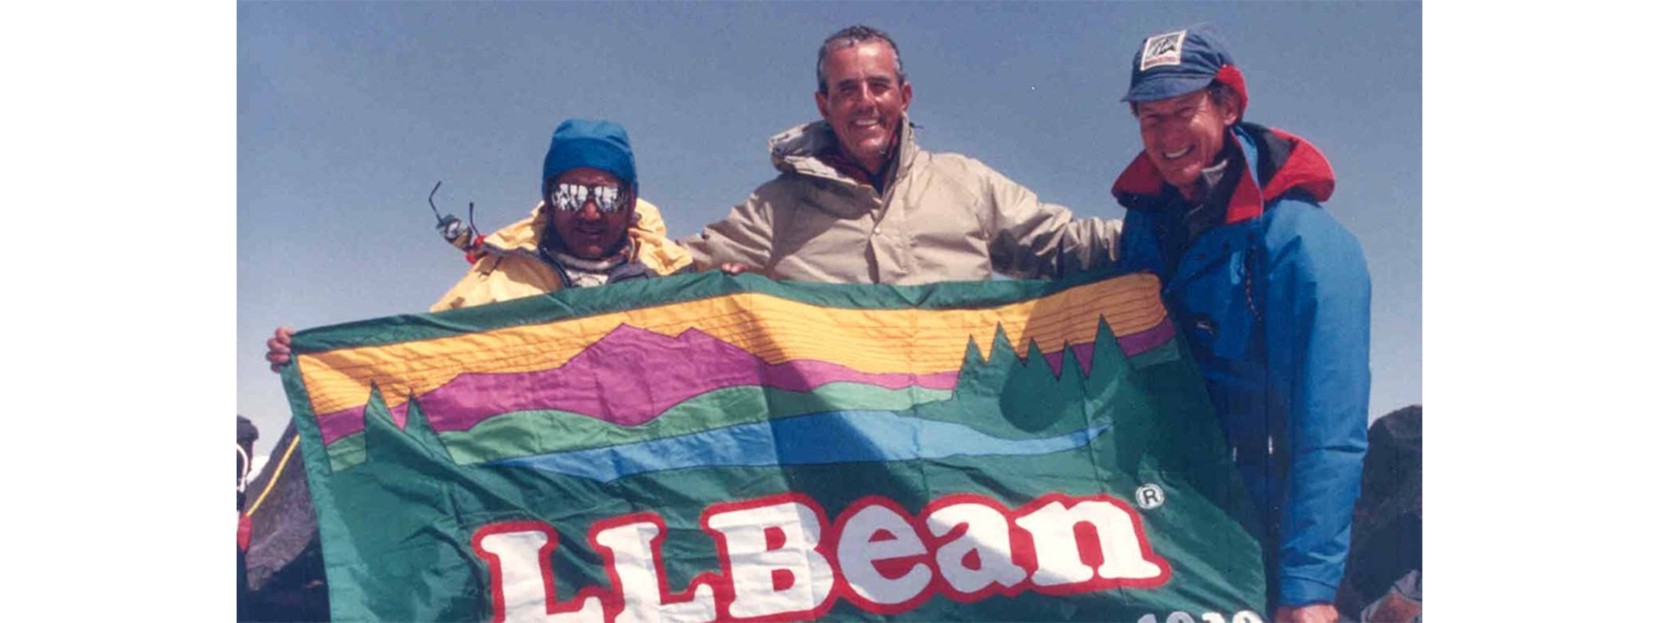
[280,270,1267,622]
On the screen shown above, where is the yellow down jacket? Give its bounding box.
[430,199,690,312]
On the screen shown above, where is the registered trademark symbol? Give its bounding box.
[1135,484,1165,509]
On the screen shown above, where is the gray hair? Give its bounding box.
[816,25,907,94]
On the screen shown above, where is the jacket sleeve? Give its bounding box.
[677,190,775,272]
[979,162,1121,278]
[429,254,566,312]
[430,255,506,312]
[1262,204,1371,606]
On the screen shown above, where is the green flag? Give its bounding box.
[282,270,1266,622]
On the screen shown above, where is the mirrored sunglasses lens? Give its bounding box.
[553,185,581,211]
[592,186,619,213]
[554,183,621,213]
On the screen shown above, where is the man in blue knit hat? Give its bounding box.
[266,119,692,367]
[426,118,691,309]
[1109,25,1371,623]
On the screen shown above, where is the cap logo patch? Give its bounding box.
[1140,30,1187,71]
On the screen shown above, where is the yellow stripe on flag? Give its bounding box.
[298,274,1164,419]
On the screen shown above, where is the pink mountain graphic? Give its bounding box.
[314,318,1173,445]
[317,325,956,444]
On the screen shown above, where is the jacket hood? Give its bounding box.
[476,207,547,257]
[767,117,919,188]
[1112,122,1335,224]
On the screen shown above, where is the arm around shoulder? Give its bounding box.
[630,198,693,275]
[676,187,776,273]
[977,159,1121,278]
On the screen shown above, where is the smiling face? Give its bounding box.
[814,40,912,175]
[1133,88,1240,200]
[545,167,633,259]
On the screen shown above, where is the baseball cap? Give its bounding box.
[1122,25,1248,114]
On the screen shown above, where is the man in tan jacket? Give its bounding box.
[681,25,1120,284]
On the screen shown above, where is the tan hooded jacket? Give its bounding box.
[680,118,1120,284]
[430,199,690,312]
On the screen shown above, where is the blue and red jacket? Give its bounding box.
[1113,122,1371,608]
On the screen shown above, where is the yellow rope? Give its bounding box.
[244,435,299,517]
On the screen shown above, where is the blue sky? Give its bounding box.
[237,2,1421,443]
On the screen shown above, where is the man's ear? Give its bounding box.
[1220,90,1242,126]
[815,90,830,121]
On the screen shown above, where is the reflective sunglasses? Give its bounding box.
[551,183,625,214]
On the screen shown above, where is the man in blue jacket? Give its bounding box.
[1110,25,1371,623]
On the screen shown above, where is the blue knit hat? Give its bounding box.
[542,119,637,190]
[1122,25,1249,115]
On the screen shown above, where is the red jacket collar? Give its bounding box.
[1112,124,1335,224]
[1258,127,1334,206]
